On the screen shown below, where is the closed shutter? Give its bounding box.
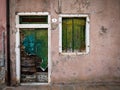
[62,17,86,52]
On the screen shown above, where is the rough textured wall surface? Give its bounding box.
[10,0,120,85]
[0,0,6,84]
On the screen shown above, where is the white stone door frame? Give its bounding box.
[15,12,51,85]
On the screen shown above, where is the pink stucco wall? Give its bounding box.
[0,0,6,58]
[0,0,6,83]
[10,0,120,84]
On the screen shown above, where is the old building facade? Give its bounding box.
[0,0,120,90]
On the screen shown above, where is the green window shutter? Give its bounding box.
[79,19,86,52]
[62,18,72,52]
[73,18,81,51]
[66,19,72,52]
[62,17,86,52]
[62,19,67,52]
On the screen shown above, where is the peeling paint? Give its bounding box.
[72,0,90,12]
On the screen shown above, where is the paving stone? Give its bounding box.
[85,86,100,90]
[14,86,38,90]
[51,85,61,90]
[2,85,120,90]
[85,85,109,90]
[61,85,74,90]
[36,85,50,90]
[75,85,85,90]
[97,86,109,90]
[12,86,23,90]
[3,87,14,90]
[107,86,120,90]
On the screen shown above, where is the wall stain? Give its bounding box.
[117,67,120,70]
[73,73,76,76]
[99,26,108,36]
[51,23,58,30]
[88,68,92,72]
[72,0,90,12]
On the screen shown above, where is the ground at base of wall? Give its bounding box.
[2,85,120,90]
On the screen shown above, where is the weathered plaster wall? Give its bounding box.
[0,0,6,84]
[10,0,120,84]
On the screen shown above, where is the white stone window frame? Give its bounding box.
[15,12,51,85]
[59,14,90,55]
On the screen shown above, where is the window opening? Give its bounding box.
[20,16,48,24]
[62,17,86,52]
[59,15,90,54]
